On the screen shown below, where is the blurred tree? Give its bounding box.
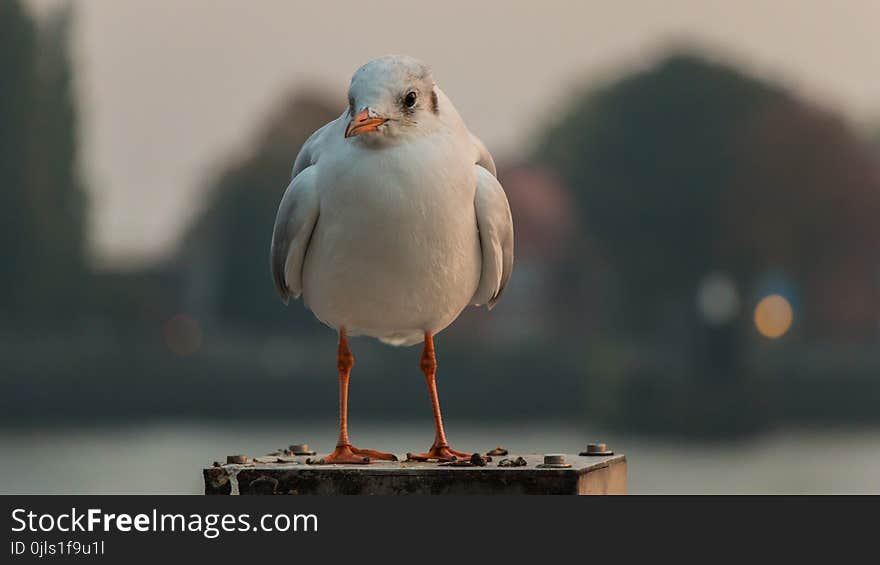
[177,92,340,329]
[0,1,89,325]
[535,53,786,339]
[534,51,880,438]
[25,5,90,319]
[722,99,880,341]
[535,52,880,345]
[0,0,38,322]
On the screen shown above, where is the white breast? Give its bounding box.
[302,133,481,346]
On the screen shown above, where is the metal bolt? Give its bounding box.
[289,444,316,456]
[226,454,248,464]
[538,453,571,468]
[579,443,614,456]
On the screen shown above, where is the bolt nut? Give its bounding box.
[538,453,571,468]
[579,443,614,456]
[289,444,316,456]
[226,454,248,464]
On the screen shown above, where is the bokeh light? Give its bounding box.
[696,272,740,326]
[164,314,202,357]
[753,295,793,339]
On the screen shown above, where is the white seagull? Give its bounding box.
[270,55,513,463]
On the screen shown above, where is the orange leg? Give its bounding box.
[309,328,398,465]
[406,332,472,462]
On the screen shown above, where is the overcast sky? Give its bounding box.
[26,0,880,267]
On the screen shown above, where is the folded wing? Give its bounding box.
[270,119,341,303]
[270,167,319,304]
[472,165,514,308]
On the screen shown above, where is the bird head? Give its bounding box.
[344,55,442,143]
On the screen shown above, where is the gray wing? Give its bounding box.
[271,118,340,303]
[270,167,319,304]
[472,165,514,308]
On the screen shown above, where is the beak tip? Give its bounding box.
[344,110,388,139]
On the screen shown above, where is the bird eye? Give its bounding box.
[404,91,418,108]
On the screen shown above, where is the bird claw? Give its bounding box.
[406,444,474,462]
[307,444,397,465]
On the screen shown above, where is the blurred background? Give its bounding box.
[2,0,880,494]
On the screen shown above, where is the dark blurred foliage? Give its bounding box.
[0,1,89,325]
[0,0,36,318]
[538,55,781,334]
[534,53,880,433]
[1,1,878,438]
[536,53,880,340]
[721,100,880,342]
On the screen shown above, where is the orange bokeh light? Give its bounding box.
[753,294,793,339]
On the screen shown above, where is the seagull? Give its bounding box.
[270,55,513,464]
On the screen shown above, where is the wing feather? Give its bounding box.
[270,167,319,303]
[270,117,344,303]
[472,165,514,308]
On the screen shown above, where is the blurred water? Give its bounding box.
[1,422,878,494]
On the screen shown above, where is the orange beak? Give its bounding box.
[345,109,388,138]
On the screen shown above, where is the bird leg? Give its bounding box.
[309,328,398,465]
[406,332,472,462]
